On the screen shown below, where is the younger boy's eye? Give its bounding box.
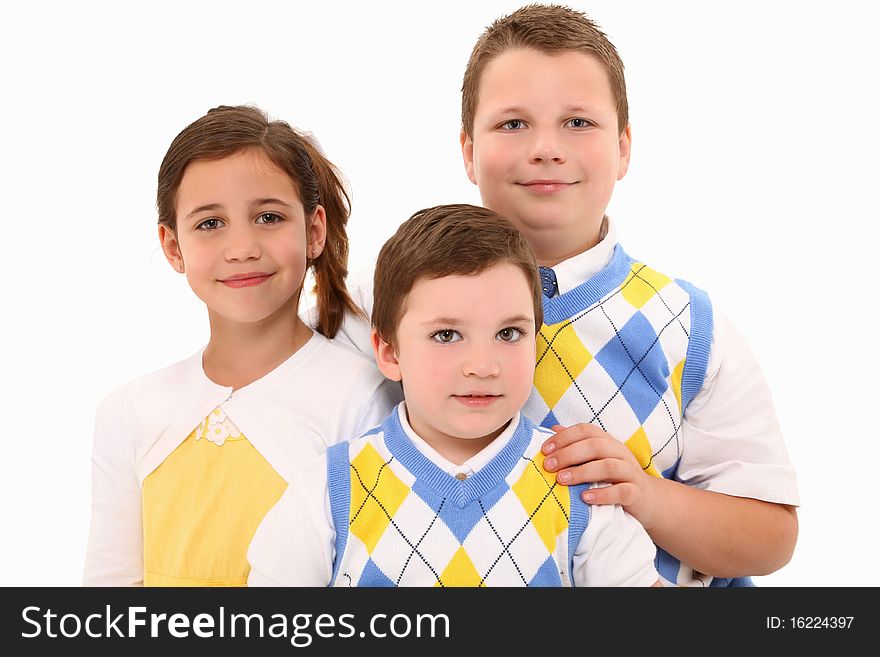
[501,119,525,130]
[431,329,462,344]
[256,212,283,224]
[567,118,592,129]
[497,327,524,342]
[196,218,223,231]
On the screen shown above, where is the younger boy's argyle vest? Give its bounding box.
[326,410,589,587]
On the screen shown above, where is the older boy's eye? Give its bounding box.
[196,218,223,231]
[567,118,592,129]
[497,327,524,342]
[501,119,525,130]
[256,212,282,224]
[431,329,461,344]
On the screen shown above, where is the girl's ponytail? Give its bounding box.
[299,138,366,338]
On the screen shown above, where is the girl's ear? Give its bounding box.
[307,205,327,260]
[371,328,402,381]
[158,224,185,273]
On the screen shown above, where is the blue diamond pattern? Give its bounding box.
[357,558,396,587]
[411,478,509,543]
[528,555,563,586]
[595,311,669,424]
[541,409,560,431]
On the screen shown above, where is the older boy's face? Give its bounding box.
[375,263,536,462]
[462,49,631,265]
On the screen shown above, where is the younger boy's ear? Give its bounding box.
[460,130,477,185]
[616,125,632,181]
[158,224,185,273]
[371,328,402,382]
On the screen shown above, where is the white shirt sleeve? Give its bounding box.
[247,453,336,586]
[83,391,144,586]
[572,495,659,587]
[678,310,800,505]
[301,284,375,357]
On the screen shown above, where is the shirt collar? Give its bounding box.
[551,218,618,296]
[396,402,519,479]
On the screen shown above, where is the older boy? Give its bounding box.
[249,204,660,587]
[459,5,799,586]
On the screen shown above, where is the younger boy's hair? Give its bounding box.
[461,3,628,137]
[373,204,543,348]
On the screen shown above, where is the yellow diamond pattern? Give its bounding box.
[436,546,483,587]
[621,263,672,309]
[625,427,661,478]
[671,359,685,414]
[512,453,569,553]
[349,443,410,554]
[535,322,593,409]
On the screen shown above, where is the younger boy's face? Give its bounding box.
[373,263,537,462]
[462,49,631,265]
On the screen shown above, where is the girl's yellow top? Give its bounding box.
[142,407,287,586]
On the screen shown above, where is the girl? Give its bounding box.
[83,105,401,586]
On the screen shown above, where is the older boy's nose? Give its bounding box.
[528,129,566,164]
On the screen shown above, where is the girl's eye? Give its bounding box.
[196,218,223,231]
[497,327,524,342]
[431,329,462,344]
[502,119,525,130]
[256,212,282,224]
[568,118,591,129]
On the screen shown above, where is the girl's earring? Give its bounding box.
[177,263,184,272]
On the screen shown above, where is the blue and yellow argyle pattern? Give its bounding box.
[523,245,717,586]
[326,411,589,587]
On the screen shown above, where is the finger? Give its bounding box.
[581,482,638,506]
[541,422,612,454]
[542,439,630,472]
[554,459,637,486]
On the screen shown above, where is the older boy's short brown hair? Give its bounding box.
[373,204,543,348]
[461,3,628,137]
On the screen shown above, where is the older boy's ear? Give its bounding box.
[460,130,477,185]
[158,224,185,273]
[617,125,632,180]
[371,328,402,381]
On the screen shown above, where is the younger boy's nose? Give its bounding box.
[462,345,501,378]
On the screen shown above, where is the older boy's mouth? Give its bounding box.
[517,180,577,194]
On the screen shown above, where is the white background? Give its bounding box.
[1,0,877,586]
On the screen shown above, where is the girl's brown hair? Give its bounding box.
[156,105,362,338]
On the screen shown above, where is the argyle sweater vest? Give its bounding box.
[326,410,590,587]
[524,245,750,587]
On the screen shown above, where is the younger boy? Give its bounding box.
[248,204,660,586]
[459,5,799,585]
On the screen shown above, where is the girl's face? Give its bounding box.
[160,148,325,327]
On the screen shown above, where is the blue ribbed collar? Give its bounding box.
[381,406,534,508]
[542,244,634,325]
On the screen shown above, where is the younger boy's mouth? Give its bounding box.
[453,394,501,408]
